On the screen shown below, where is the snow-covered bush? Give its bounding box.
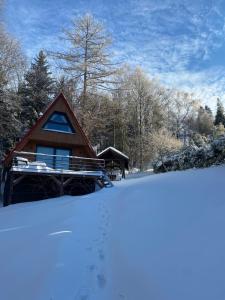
[153,137,225,173]
[191,133,208,147]
[150,129,182,163]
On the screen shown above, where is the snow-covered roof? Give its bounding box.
[97,146,129,160]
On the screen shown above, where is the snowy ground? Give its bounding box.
[1,166,225,300]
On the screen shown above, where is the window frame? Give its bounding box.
[42,111,75,134]
[36,145,72,169]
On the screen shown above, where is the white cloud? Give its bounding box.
[109,0,225,109]
[156,67,225,110]
[4,0,225,109]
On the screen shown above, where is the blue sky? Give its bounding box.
[4,0,225,108]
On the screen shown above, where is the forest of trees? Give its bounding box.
[1,7,225,170]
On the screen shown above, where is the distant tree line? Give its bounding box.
[0,11,225,170]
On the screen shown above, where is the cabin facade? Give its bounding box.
[1,93,111,206]
[4,93,95,166]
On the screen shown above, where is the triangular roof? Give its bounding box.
[4,93,96,165]
[97,146,129,160]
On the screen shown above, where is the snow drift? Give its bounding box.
[0,165,225,300]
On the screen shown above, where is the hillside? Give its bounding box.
[0,166,225,300]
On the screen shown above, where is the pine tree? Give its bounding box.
[19,50,54,127]
[214,98,225,126]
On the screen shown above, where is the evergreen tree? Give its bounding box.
[214,98,225,126]
[19,50,54,127]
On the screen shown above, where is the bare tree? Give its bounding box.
[125,68,170,170]
[152,129,182,157]
[170,91,199,142]
[0,0,25,88]
[50,14,117,116]
[0,25,26,90]
[0,5,26,158]
[129,68,149,170]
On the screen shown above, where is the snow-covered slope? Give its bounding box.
[0,166,225,300]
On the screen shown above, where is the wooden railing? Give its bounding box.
[12,151,105,172]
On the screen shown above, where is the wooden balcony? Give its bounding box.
[12,151,105,173]
[2,151,112,206]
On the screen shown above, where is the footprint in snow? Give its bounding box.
[86,246,92,252]
[75,287,89,300]
[98,249,105,260]
[88,264,96,272]
[97,274,106,288]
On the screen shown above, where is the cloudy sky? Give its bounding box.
[3,0,225,109]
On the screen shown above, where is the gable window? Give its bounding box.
[43,112,75,133]
[36,146,71,169]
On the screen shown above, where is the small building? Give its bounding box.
[97,147,129,180]
[1,93,110,206]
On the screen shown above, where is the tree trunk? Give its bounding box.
[82,22,89,126]
[139,95,143,171]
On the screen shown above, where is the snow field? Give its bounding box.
[0,166,225,299]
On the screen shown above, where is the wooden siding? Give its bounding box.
[22,141,92,158]
[29,99,87,146]
[3,93,96,166]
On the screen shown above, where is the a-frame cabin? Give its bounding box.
[1,93,110,206]
[4,93,95,163]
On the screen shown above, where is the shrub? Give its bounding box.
[153,137,225,173]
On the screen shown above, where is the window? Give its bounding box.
[43,112,75,133]
[55,149,70,169]
[36,146,54,168]
[36,146,71,170]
